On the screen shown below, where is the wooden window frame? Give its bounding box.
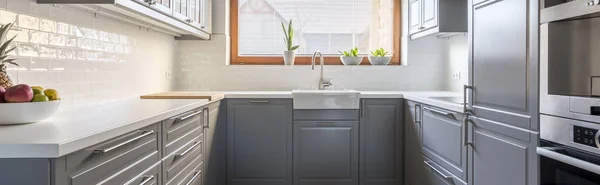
[230,0,402,65]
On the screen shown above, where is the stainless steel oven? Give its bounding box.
[540,114,600,185]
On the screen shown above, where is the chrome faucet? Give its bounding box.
[312,51,332,90]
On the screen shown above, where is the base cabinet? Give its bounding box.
[226,99,293,185]
[293,121,359,185]
[359,99,403,185]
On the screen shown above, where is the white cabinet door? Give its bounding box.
[200,0,212,33]
[409,0,423,34]
[173,0,190,20]
[421,0,438,30]
[151,0,173,15]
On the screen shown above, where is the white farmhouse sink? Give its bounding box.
[292,90,360,109]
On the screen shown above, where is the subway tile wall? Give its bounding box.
[1,0,176,110]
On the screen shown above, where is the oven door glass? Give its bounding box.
[540,141,600,185]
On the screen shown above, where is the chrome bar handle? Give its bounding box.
[249,100,269,103]
[360,100,365,118]
[423,107,456,119]
[317,122,336,126]
[463,116,469,146]
[463,85,473,114]
[538,147,600,175]
[178,111,202,122]
[178,141,201,157]
[185,171,202,185]
[424,161,453,180]
[139,175,155,185]
[93,130,155,155]
[203,107,210,129]
[414,104,421,124]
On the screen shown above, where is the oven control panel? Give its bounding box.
[574,126,600,148]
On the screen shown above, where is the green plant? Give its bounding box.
[339,47,359,57]
[370,47,389,57]
[281,20,299,51]
[0,22,18,89]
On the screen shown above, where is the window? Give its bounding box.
[231,0,401,65]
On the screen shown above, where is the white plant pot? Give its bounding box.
[368,56,392,65]
[283,51,296,65]
[340,56,363,65]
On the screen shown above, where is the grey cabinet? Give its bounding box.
[203,101,225,185]
[408,0,467,39]
[359,99,403,185]
[293,121,359,185]
[421,106,466,181]
[467,117,538,185]
[403,101,426,185]
[468,0,539,184]
[227,99,293,185]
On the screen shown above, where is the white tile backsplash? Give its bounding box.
[1,0,176,110]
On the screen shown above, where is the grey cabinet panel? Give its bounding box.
[227,99,293,185]
[0,159,52,185]
[204,100,224,185]
[359,99,402,185]
[404,101,427,185]
[421,106,466,180]
[293,121,359,185]
[423,157,467,185]
[471,0,537,130]
[468,117,538,185]
[96,152,159,185]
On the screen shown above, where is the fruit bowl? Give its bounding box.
[0,100,60,125]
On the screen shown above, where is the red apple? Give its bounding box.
[0,86,5,103]
[5,84,34,103]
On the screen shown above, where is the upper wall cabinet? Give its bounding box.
[408,0,467,40]
[37,0,212,40]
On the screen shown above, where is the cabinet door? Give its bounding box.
[409,0,423,34]
[150,0,173,15]
[227,99,293,185]
[421,0,438,29]
[470,0,538,130]
[200,0,211,33]
[293,121,359,185]
[359,99,402,185]
[421,106,466,181]
[203,101,224,185]
[404,101,426,185]
[173,0,190,20]
[468,117,538,185]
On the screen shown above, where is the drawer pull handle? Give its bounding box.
[424,107,455,119]
[424,161,453,181]
[93,130,154,155]
[185,171,202,185]
[139,175,155,185]
[249,100,269,103]
[178,111,202,122]
[178,141,201,157]
[203,107,210,129]
[317,122,335,126]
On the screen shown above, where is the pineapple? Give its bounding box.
[0,22,17,89]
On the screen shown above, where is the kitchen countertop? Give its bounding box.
[0,91,462,158]
[0,98,211,158]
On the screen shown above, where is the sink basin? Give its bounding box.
[429,96,464,105]
[292,90,360,109]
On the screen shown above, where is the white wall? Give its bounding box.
[175,0,468,91]
[1,0,176,110]
[445,35,469,92]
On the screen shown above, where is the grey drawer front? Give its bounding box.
[421,106,466,180]
[179,161,203,185]
[95,152,159,185]
[166,153,204,185]
[164,110,203,145]
[163,136,203,181]
[165,127,203,157]
[423,156,466,185]
[294,109,359,121]
[124,161,161,185]
[67,123,158,173]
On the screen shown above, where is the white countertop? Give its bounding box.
[0,91,462,158]
[0,98,210,158]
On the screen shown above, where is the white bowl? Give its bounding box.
[0,101,61,125]
[340,56,363,65]
[368,56,392,65]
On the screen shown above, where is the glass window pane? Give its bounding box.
[237,0,394,56]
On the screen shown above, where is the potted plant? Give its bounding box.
[0,23,17,89]
[368,47,392,65]
[339,47,363,65]
[281,20,299,65]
